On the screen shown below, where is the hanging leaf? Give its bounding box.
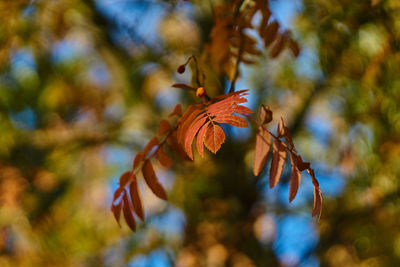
[133,152,145,170]
[204,124,225,154]
[143,137,158,155]
[142,160,167,200]
[288,38,300,57]
[158,120,171,136]
[122,193,136,232]
[112,187,124,204]
[312,186,322,220]
[262,21,279,47]
[184,116,208,160]
[289,152,301,202]
[253,127,271,176]
[213,115,248,127]
[269,139,287,188]
[167,130,190,160]
[129,175,144,221]
[270,33,286,58]
[111,201,123,227]
[119,171,132,188]
[196,121,210,157]
[155,146,173,168]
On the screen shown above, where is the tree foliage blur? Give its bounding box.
[1,0,400,266]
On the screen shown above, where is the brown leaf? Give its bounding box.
[172,83,196,91]
[158,120,171,136]
[253,127,271,176]
[112,187,124,204]
[111,201,123,226]
[312,186,322,220]
[196,121,210,157]
[204,124,225,154]
[184,116,208,160]
[269,139,287,188]
[133,152,145,170]
[277,117,286,137]
[129,175,144,221]
[169,104,182,117]
[122,193,136,231]
[214,115,248,128]
[260,105,272,124]
[288,38,300,57]
[262,21,279,47]
[142,160,168,200]
[156,146,173,168]
[289,152,301,202]
[119,171,132,188]
[270,33,286,58]
[143,137,158,155]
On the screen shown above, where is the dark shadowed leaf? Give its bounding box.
[122,193,136,232]
[289,152,301,202]
[269,139,287,188]
[129,175,144,221]
[155,146,173,168]
[142,160,167,200]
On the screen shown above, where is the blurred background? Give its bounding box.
[1,0,400,266]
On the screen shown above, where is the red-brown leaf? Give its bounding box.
[196,121,210,157]
[234,105,253,115]
[142,160,168,200]
[204,124,225,154]
[167,130,190,160]
[289,152,301,202]
[177,105,204,145]
[269,139,287,188]
[169,104,182,117]
[122,193,136,231]
[119,171,132,188]
[214,115,248,128]
[111,201,123,226]
[288,38,300,57]
[253,127,271,176]
[270,34,286,58]
[172,83,196,91]
[143,137,158,155]
[133,152,145,170]
[129,175,144,221]
[158,119,171,136]
[184,116,208,160]
[277,117,286,137]
[112,187,124,204]
[155,146,173,168]
[263,21,279,47]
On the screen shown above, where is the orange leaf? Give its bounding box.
[177,105,204,145]
[289,152,301,202]
[156,146,173,168]
[204,124,225,154]
[234,105,253,115]
[122,193,136,232]
[133,152,145,170]
[172,83,196,91]
[111,201,123,226]
[169,104,182,117]
[143,137,158,155]
[129,175,144,221]
[184,116,208,160]
[269,139,287,188]
[253,127,271,176]
[214,115,248,128]
[119,171,132,188]
[158,120,171,136]
[196,121,210,157]
[142,160,168,200]
[167,130,190,160]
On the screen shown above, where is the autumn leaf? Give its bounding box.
[204,124,225,154]
[142,160,167,200]
[143,137,158,155]
[289,152,301,202]
[253,127,271,176]
[119,171,132,188]
[111,201,123,226]
[129,175,144,221]
[155,146,173,168]
[269,139,287,188]
[122,193,136,231]
[158,120,171,136]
